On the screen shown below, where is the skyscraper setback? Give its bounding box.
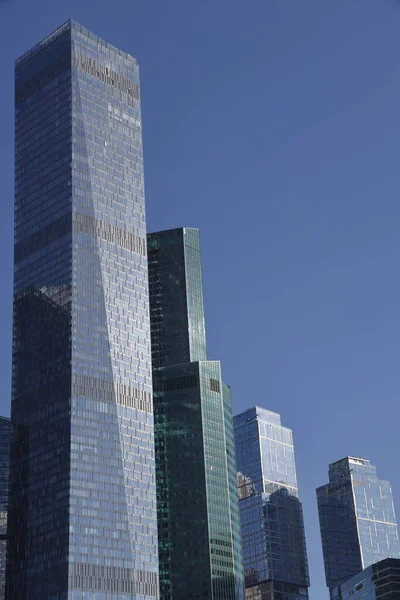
[234,406,310,600]
[317,456,400,596]
[148,227,245,600]
[7,20,158,598]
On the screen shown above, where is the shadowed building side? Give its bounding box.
[0,417,11,600]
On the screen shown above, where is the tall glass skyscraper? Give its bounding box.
[7,20,158,598]
[234,406,310,600]
[148,227,245,600]
[0,417,11,600]
[317,457,400,597]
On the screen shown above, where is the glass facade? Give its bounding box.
[148,228,245,600]
[331,558,400,600]
[0,418,11,600]
[149,227,206,369]
[234,406,310,600]
[317,457,400,597]
[7,20,158,599]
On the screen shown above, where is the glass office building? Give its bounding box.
[331,558,400,600]
[0,418,11,600]
[148,227,245,600]
[317,457,400,597]
[7,20,158,599]
[234,406,310,600]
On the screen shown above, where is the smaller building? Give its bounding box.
[332,558,400,600]
[234,406,310,600]
[0,417,11,600]
[317,457,400,597]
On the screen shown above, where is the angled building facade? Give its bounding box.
[148,227,245,600]
[0,417,11,600]
[317,457,400,597]
[234,406,310,600]
[7,20,158,599]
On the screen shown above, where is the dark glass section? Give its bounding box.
[10,287,71,598]
[148,228,206,368]
[317,457,400,596]
[0,418,11,600]
[149,228,244,599]
[317,466,362,594]
[7,22,73,598]
[7,287,71,598]
[234,407,310,600]
[8,19,158,599]
[332,558,400,600]
[154,363,211,599]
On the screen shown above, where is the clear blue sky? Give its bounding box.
[1,1,400,597]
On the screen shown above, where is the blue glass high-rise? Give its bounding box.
[0,417,11,600]
[234,406,310,600]
[317,457,400,597]
[7,20,158,599]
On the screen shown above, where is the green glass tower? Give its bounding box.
[148,228,245,600]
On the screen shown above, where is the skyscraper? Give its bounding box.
[331,558,400,600]
[148,227,245,600]
[234,406,310,600]
[0,417,11,600]
[7,20,158,598]
[317,457,400,596]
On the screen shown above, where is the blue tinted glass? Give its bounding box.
[7,20,158,598]
[234,407,310,600]
[317,457,400,595]
[331,557,400,600]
